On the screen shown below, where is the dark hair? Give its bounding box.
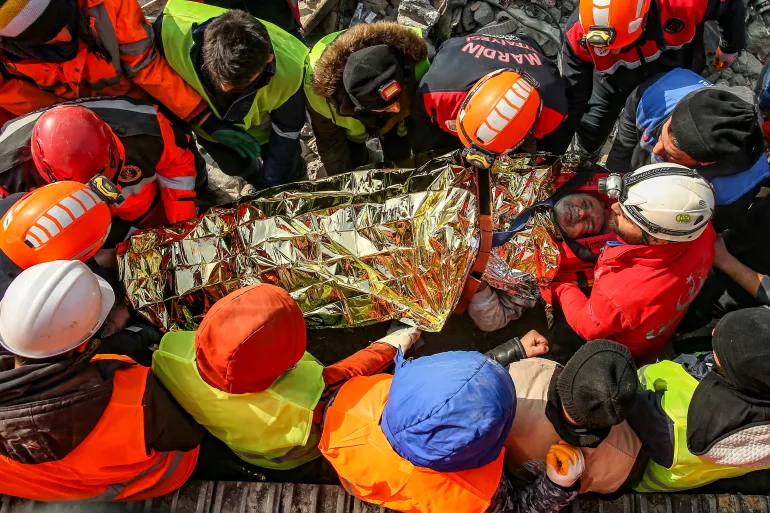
[669,130,681,150]
[202,10,272,92]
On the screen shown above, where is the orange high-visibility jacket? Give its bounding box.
[0,0,206,122]
[319,374,504,513]
[0,362,199,502]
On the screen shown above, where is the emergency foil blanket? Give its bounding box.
[118,152,577,332]
[118,155,478,332]
[485,153,580,298]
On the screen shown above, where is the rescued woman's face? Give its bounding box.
[554,194,606,239]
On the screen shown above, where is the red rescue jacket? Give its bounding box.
[553,225,716,362]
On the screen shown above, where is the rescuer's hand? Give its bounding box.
[712,47,738,71]
[546,442,585,488]
[213,129,262,161]
[378,320,422,353]
[520,330,550,358]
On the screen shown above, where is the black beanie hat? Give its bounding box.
[669,88,764,164]
[0,0,80,45]
[712,307,770,398]
[343,44,404,112]
[557,340,638,430]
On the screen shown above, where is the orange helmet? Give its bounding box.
[0,181,112,270]
[579,0,651,50]
[457,70,542,161]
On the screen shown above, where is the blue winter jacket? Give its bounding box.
[606,68,769,206]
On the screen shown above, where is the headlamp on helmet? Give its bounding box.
[612,163,716,242]
[584,26,617,48]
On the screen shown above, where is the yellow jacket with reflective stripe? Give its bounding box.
[303,29,431,143]
[160,0,307,144]
[153,331,325,470]
[635,361,770,492]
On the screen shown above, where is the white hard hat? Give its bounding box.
[619,163,715,242]
[0,260,114,358]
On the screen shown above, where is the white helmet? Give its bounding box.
[0,260,114,358]
[619,163,715,242]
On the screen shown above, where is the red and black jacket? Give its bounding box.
[410,34,567,155]
[0,96,199,227]
[560,0,746,147]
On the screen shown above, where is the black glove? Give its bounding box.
[98,323,163,367]
[485,337,527,366]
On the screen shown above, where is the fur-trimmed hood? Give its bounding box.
[311,22,428,99]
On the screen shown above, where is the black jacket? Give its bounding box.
[559,0,746,150]
[0,193,22,299]
[627,352,770,471]
[411,34,567,156]
[0,343,204,464]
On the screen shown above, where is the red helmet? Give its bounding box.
[31,105,122,184]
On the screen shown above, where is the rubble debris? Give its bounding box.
[362,0,390,15]
[350,3,379,26]
[462,3,476,31]
[397,0,440,31]
[471,1,495,26]
[476,12,519,36]
[748,18,770,60]
[528,0,556,9]
[732,49,765,80]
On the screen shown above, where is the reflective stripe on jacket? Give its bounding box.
[0,0,205,121]
[634,361,770,492]
[320,374,503,513]
[0,362,198,502]
[152,331,325,470]
[159,0,307,144]
[0,96,197,226]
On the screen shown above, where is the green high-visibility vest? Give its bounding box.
[303,29,431,144]
[634,360,770,492]
[160,0,308,144]
[152,332,325,470]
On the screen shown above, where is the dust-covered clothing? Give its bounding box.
[505,358,642,494]
[486,474,578,513]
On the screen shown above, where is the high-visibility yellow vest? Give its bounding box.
[303,29,430,143]
[152,331,325,470]
[160,0,308,144]
[634,360,770,492]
